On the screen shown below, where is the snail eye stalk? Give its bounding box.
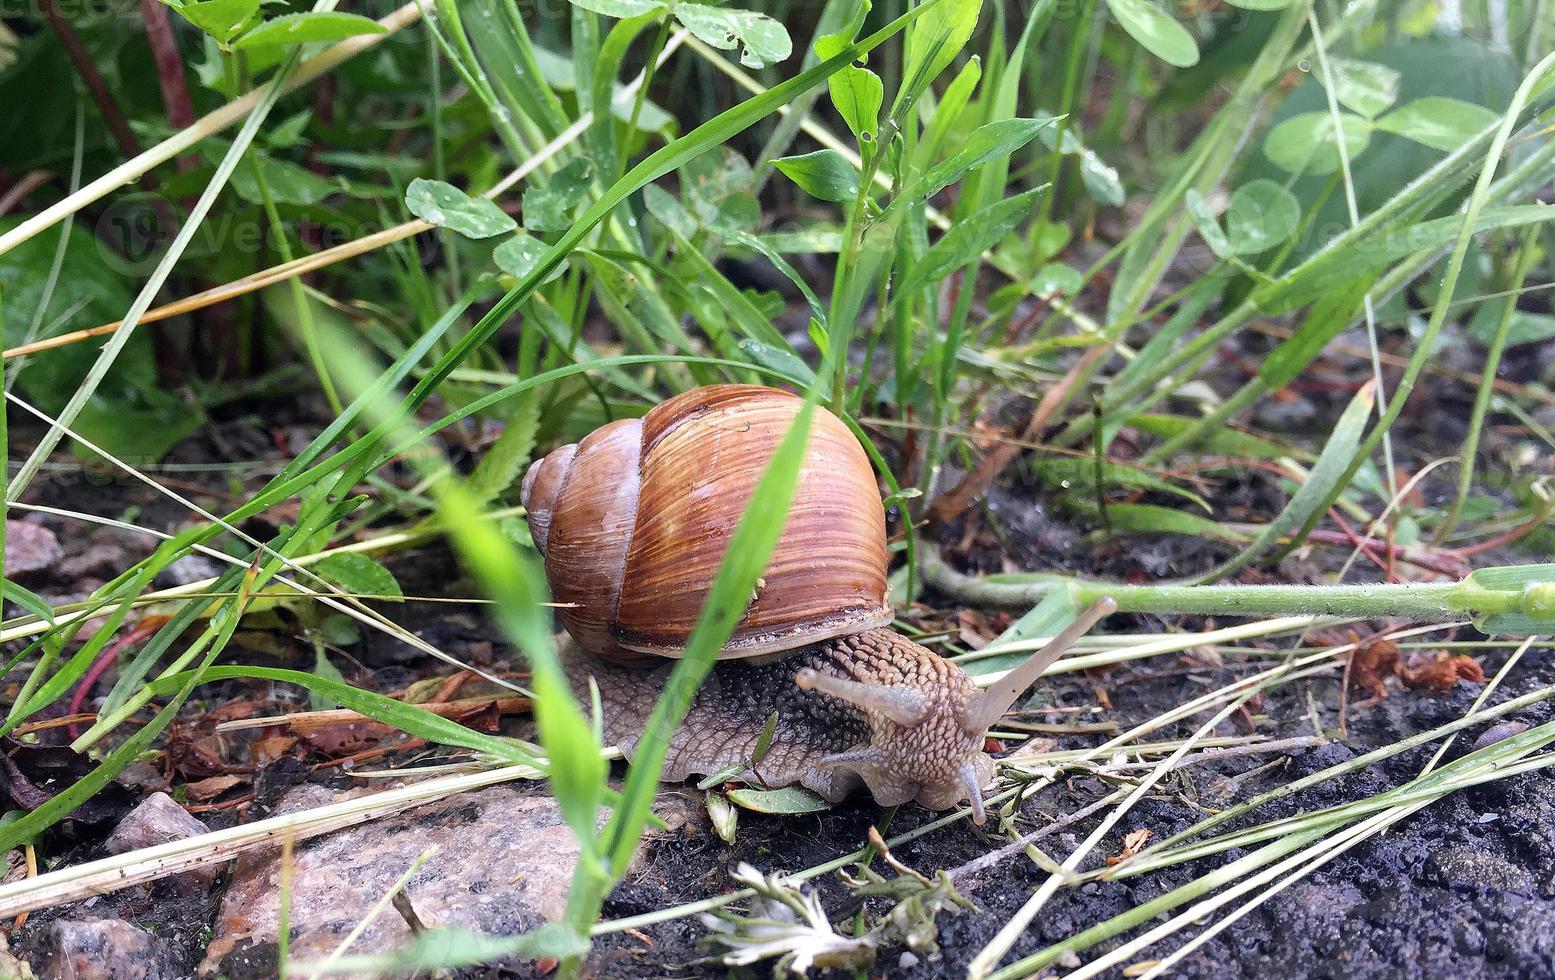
[796,668,930,727]
[958,598,1116,735]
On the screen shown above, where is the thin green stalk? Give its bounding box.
[426,25,460,294]
[1435,225,1543,541]
[1031,0,1094,245]
[245,150,344,416]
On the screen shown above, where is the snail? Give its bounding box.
[520,384,1112,822]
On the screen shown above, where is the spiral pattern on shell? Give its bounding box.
[520,385,893,662]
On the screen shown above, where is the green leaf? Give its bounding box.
[1124,413,1290,459]
[567,0,664,15]
[1468,304,1555,347]
[1376,97,1500,152]
[756,225,844,254]
[72,388,204,465]
[310,647,347,710]
[726,785,831,814]
[918,116,1055,200]
[534,43,674,133]
[1263,111,1372,175]
[493,232,560,281]
[405,178,517,239]
[219,147,336,206]
[232,11,387,49]
[738,340,816,386]
[1324,58,1400,118]
[1104,0,1198,68]
[829,64,884,145]
[1032,263,1082,297]
[814,6,882,145]
[0,217,153,415]
[522,158,594,232]
[1036,123,1122,205]
[989,588,1081,653]
[1223,179,1301,255]
[1222,0,1290,8]
[749,710,779,767]
[772,149,860,204]
[897,0,982,110]
[1203,381,1378,581]
[1039,457,1212,513]
[1185,188,1231,258]
[312,553,403,600]
[265,109,312,148]
[673,3,792,69]
[3,581,55,623]
[318,614,361,647]
[896,187,1043,296]
[161,0,259,45]
[439,484,604,850]
[643,184,698,238]
[468,393,541,505]
[1257,276,1375,390]
[1076,143,1125,206]
[1103,503,1250,542]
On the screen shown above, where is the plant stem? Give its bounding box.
[922,548,1543,624]
[1067,581,1460,620]
[1434,225,1542,542]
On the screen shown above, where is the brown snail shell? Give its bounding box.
[521,384,893,662]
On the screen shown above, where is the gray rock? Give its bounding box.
[1253,393,1319,432]
[1428,847,1536,893]
[5,521,61,580]
[104,792,216,895]
[154,554,224,588]
[200,784,605,976]
[56,545,130,582]
[105,793,207,855]
[39,918,177,980]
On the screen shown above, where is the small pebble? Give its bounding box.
[1473,721,1530,751]
[899,951,920,969]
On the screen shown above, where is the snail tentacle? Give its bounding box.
[794,668,929,726]
[958,597,1117,734]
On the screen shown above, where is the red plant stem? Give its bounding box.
[1328,507,1397,581]
[39,0,141,162]
[138,0,198,172]
[66,617,167,739]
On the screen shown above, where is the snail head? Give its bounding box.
[794,598,1115,824]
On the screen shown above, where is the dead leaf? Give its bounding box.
[1400,651,1485,693]
[1349,634,1400,700]
[183,774,246,802]
[1106,827,1152,866]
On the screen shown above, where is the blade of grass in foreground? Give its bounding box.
[434,383,816,960]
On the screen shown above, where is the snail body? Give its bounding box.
[522,385,1109,822]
